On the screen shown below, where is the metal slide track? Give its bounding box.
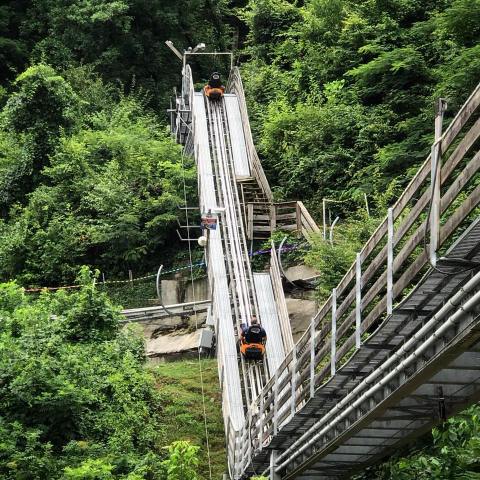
[176,67,480,479]
[177,65,293,478]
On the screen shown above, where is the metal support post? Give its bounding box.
[310,316,316,398]
[270,450,282,480]
[355,253,362,349]
[274,370,279,435]
[329,216,340,245]
[322,198,327,240]
[291,345,297,417]
[331,288,337,377]
[430,98,447,267]
[387,207,394,315]
[364,192,370,217]
[259,394,264,451]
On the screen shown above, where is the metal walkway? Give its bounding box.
[173,64,480,479]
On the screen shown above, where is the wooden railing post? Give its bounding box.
[296,202,302,233]
[270,204,277,232]
[291,345,297,417]
[273,370,279,435]
[259,394,264,452]
[387,207,394,315]
[310,316,316,398]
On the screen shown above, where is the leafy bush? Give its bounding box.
[0,273,163,478]
[241,0,480,214]
[304,212,378,300]
[161,441,200,480]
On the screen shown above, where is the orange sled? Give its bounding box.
[204,85,225,101]
[240,339,265,361]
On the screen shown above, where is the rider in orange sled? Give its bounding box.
[204,72,225,101]
[240,317,267,361]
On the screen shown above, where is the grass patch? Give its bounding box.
[154,359,226,479]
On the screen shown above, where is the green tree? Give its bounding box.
[0,66,196,286]
[1,64,80,201]
[161,441,200,480]
[0,275,165,479]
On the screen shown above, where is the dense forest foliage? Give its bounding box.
[240,0,480,217]
[0,272,224,479]
[0,2,226,478]
[1,0,480,478]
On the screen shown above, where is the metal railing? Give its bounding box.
[234,81,480,475]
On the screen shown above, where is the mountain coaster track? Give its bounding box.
[173,61,480,479]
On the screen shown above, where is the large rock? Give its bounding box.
[146,330,200,359]
[285,264,319,281]
[286,297,318,341]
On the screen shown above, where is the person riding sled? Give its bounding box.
[204,72,225,101]
[240,316,267,360]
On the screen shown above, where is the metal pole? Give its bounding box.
[387,207,394,315]
[364,192,370,217]
[430,98,447,267]
[270,450,281,480]
[323,198,327,240]
[331,288,337,377]
[291,344,297,417]
[310,316,316,398]
[355,253,362,349]
[329,216,340,245]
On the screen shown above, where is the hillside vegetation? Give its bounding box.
[240,0,480,215]
[0,274,223,479]
[1,0,480,478]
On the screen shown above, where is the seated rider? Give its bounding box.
[204,72,225,100]
[241,316,267,346]
[209,72,222,89]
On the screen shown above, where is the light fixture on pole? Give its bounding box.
[192,43,206,53]
[165,40,183,61]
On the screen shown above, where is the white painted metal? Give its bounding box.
[331,288,337,377]
[183,67,296,476]
[329,216,340,245]
[355,252,361,349]
[290,344,297,417]
[253,273,286,374]
[224,94,251,178]
[310,317,315,398]
[387,207,394,315]
[274,370,279,435]
[192,92,245,431]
